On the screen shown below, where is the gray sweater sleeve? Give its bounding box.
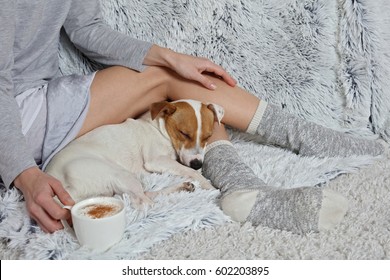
[0,2,37,187]
[64,0,153,72]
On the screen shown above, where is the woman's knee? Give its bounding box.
[80,66,173,135]
[91,66,170,102]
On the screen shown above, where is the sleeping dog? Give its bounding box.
[45,99,224,208]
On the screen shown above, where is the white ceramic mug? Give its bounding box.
[68,197,126,252]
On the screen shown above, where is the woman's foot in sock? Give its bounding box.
[247,101,385,158]
[203,142,348,234]
[221,187,348,233]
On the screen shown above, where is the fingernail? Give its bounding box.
[210,84,217,90]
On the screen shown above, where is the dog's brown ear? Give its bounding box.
[207,103,224,124]
[150,101,177,120]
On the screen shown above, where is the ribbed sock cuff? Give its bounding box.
[205,140,233,155]
[246,100,268,134]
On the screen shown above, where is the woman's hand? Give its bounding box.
[143,45,237,90]
[13,167,75,233]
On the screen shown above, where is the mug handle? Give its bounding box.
[61,205,74,232]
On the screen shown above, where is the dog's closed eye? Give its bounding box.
[202,134,212,142]
[179,130,191,140]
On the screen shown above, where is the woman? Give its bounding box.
[0,0,383,234]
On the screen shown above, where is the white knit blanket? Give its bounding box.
[1,0,389,259]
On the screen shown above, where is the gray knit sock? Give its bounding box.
[246,102,384,158]
[202,142,347,234]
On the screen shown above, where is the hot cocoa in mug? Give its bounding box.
[70,197,126,252]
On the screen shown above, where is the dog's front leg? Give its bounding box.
[144,156,214,190]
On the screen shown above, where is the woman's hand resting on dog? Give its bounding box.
[13,167,75,233]
[143,45,237,90]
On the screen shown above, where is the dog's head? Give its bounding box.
[150,99,224,170]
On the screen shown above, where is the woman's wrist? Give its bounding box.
[143,44,176,68]
[13,166,41,189]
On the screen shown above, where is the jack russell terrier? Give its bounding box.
[45,99,224,208]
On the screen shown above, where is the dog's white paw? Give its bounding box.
[179,182,196,192]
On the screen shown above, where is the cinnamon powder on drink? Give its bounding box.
[86,204,118,219]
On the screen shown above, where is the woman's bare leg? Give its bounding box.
[78,65,260,136]
[165,70,260,131]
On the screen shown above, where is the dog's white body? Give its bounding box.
[45,100,223,207]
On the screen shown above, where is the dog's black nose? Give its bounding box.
[190,159,203,170]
